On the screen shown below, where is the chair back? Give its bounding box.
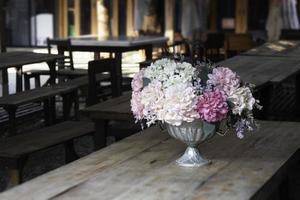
[47,38,74,70]
[87,59,117,106]
[190,40,205,61]
[224,33,254,58]
[205,32,225,61]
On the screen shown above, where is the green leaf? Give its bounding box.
[143,77,151,87]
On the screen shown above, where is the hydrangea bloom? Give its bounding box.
[162,83,199,126]
[207,67,240,95]
[227,86,256,115]
[196,89,228,122]
[130,58,259,139]
[131,91,144,121]
[131,69,144,92]
[144,59,195,88]
[140,81,165,126]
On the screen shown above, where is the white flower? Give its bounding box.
[140,81,165,126]
[162,82,199,126]
[228,86,256,115]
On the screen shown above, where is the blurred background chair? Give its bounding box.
[24,38,87,90]
[224,33,254,58]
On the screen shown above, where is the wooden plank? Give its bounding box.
[0,84,77,106]
[217,55,300,86]
[0,121,94,158]
[0,126,167,200]
[112,0,119,37]
[126,0,135,37]
[96,0,110,38]
[242,40,300,57]
[164,0,175,43]
[90,0,98,35]
[81,92,132,120]
[235,0,248,33]
[0,52,63,69]
[58,0,68,38]
[1,121,300,199]
[74,0,81,36]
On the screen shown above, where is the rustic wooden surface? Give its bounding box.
[242,40,300,57]
[0,120,299,200]
[0,85,77,107]
[0,52,62,69]
[0,52,62,95]
[218,55,300,86]
[81,92,132,121]
[0,121,94,158]
[71,36,168,47]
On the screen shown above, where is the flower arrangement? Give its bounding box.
[131,58,261,139]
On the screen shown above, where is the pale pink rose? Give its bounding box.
[197,89,229,123]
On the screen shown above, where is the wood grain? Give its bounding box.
[1,121,300,200]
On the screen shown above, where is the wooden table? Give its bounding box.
[71,36,168,96]
[81,92,132,149]
[0,52,63,96]
[1,120,300,200]
[218,55,300,87]
[242,40,300,57]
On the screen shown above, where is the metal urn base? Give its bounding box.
[166,120,216,167]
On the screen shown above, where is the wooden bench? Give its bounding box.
[0,103,43,127]
[0,120,95,188]
[0,85,79,135]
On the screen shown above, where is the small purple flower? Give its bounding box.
[196,89,229,123]
[234,119,254,139]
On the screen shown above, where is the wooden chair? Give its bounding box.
[204,32,225,61]
[224,33,254,58]
[280,29,300,40]
[24,38,87,90]
[87,59,118,106]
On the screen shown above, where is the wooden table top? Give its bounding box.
[0,52,63,69]
[218,55,300,87]
[1,120,299,200]
[71,36,168,48]
[242,40,300,57]
[81,92,132,121]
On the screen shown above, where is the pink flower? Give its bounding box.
[131,91,144,121]
[196,89,228,123]
[131,69,144,92]
[208,67,240,95]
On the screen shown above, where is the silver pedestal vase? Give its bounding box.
[166,120,216,167]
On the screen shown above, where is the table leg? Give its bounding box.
[47,60,56,85]
[145,45,153,61]
[15,66,23,93]
[1,68,9,96]
[4,105,17,135]
[115,52,122,97]
[92,119,108,150]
